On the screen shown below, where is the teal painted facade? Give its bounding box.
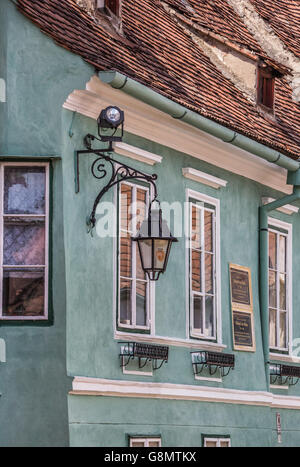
[2,0,300,447]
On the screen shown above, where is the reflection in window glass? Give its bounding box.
[119,183,149,330]
[1,165,48,320]
[190,202,216,339]
[268,226,290,351]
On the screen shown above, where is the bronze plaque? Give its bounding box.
[230,268,251,306]
[233,311,254,349]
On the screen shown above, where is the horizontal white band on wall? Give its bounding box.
[182,167,228,189]
[114,142,162,166]
[70,377,300,410]
[262,197,299,215]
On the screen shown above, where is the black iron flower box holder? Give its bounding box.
[270,363,300,386]
[120,342,169,371]
[191,351,235,378]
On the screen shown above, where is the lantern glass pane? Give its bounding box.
[136,242,146,280]
[154,239,169,270]
[138,239,152,270]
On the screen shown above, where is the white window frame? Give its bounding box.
[204,437,231,447]
[268,217,292,354]
[0,162,49,321]
[186,189,221,343]
[117,180,154,332]
[130,437,161,447]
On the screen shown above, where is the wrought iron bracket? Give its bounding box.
[269,363,300,386]
[75,134,158,231]
[270,375,299,387]
[119,342,168,372]
[191,351,235,379]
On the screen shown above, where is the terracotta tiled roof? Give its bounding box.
[249,0,300,59]
[16,0,300,159]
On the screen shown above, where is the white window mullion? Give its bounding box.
[132,186,137,327]
[276,233,280,349]
[200,207,205,334]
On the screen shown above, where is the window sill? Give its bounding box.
[269,352,300,364]
[115,331,226,351]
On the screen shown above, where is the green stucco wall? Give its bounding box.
[63,112,300,447]
[0,0,93,446]
[2,0,300,448]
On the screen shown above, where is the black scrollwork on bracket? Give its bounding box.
[75,134,158,233]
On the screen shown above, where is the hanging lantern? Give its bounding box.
[133,200,178,281]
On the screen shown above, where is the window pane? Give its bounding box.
[4,167,46,215]
[120,184,132,232]
[205,253,213,294]
[204,211,213,252]
[120,278,132,325]
[120,234,132,278]
[3,218,45,266]
[220,441,230,447]
[269,271,277,308]
[280,312,287,349]
[205,295,214,337]
[136,281,147,327]
[193,295,203,333]
[191,206,201,250]
[279,235,286,273]
[131,442,145,447]
[136,243,146,280]
[269,232,276,269]
[136,188,147,232]
[279,273,286,311]
[269,309,277,347]
[148,441,160,447]
[3,269,45,317]
[205,441,217,447]
[191,250,201,292]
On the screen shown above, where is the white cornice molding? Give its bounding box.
[182,167,228,189]
[262,197,299,215]
[70,377,300,410]
[114,142,162,165]
[63,76,292,195]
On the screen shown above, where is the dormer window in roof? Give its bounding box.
[97,0,120,18]
[257,66,275,111]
